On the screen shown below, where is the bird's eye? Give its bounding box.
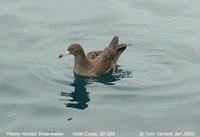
[72,48,75,51]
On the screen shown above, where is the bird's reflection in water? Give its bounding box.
[60,66,132,110]
[60,76,90,110]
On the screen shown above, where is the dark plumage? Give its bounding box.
[59,36,131,77]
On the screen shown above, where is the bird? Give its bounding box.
[59,36,131,77]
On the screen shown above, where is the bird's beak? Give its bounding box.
[59,50,70,59]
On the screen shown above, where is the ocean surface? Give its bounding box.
[0,0,200,137]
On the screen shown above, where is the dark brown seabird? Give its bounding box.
[59,36,130,77]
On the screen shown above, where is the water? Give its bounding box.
[1,0,200,137]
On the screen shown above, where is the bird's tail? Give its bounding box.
[112,43,132,66]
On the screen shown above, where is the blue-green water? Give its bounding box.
[1,0,200,137]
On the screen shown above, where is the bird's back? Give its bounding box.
[85,36,120,75]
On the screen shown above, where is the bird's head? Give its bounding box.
[59,43,84,58]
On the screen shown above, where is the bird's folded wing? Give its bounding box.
[86,51,102,60]
[91,36,119,74]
